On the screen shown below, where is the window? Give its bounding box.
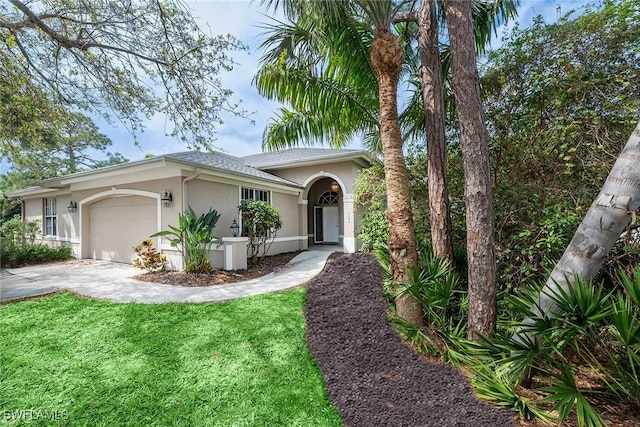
[44,197,57,236]
[318,191,339,205]
[241,187,269,203]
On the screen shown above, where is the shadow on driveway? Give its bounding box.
[1,251,332,304]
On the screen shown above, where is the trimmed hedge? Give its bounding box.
[1,244,73,268]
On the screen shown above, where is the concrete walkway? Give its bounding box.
[0,250,334,304]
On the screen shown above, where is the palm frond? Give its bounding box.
[471,0,520,54]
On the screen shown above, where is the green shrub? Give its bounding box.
[0,216,41,249]
[375,241,469,364]
[0,216,72,267]
[1,244,73,268]
[465,268,640,426]
[354,164,389,252]
[238,200,282,266]
[358,208,389,252]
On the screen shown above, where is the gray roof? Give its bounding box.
[164,151,301,187]
[242,148,367,168]
[6,148,368,197]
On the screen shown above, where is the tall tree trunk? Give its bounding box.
[417,0,455,266]
[66,142,77,173]
[516,121,640,339]
[444,0,497,340]
[371,28,423,328]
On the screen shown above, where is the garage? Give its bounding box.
[87,196,158,263]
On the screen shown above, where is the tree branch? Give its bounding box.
[393,11,418,24]
[8,0,170,66]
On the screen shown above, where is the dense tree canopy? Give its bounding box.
[480,0,640,287]
[0,0,247,149]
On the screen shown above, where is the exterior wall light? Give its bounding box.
[230,218,240,237]
[161,190,173,208]
[67,201,78,213]
[330,181,340,193]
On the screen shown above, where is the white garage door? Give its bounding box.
[88,196,157,263]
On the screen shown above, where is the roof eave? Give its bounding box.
[251,151,372,170]
[173,158,303,189]
[4,187,62,198]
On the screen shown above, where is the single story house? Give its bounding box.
[5,148,372,270]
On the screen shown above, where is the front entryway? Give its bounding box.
[314,205,339,243]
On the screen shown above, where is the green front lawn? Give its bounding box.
[0,290,341,426]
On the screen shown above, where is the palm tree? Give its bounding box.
[365,0,423,327]
[516,120,640,341]
[257,0,423,327]
[254,10,380,150]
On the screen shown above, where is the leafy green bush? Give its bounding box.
[375,241,469,364]
[1,244,73,268]
[358,209,389,253]
[0,215,41,249]
[354,164,389,252]
[0,216,72,267]
[238,200,282,266]
[375,237,640,425]
[152,206,220,273]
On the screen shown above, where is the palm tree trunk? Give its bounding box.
[371,28,423,328]
[444,0,497,340]
[417,0,455,266]
[517,121,640,337]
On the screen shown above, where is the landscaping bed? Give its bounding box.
[133,251,302,286]
[305,252,515,427]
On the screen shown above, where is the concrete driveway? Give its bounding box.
[0,250,333,304]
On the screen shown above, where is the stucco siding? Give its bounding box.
[271,192,299,239]
[23,198,42,225]
[186,179,239,238]
[264,161,362,194]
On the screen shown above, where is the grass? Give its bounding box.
[0,290,341,427]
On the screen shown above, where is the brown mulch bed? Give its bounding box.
[304,252,515,427]
[133,251,302,287]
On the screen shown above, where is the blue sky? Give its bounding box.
[5,0,592,171]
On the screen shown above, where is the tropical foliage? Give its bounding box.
[132,239,167,273]
[152,207,221,274]
[483,0,640,291]
[470,269,640,427]
[354,0,640,424]
[255,1,379,151]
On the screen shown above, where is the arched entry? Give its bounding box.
[305,176,344,247]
